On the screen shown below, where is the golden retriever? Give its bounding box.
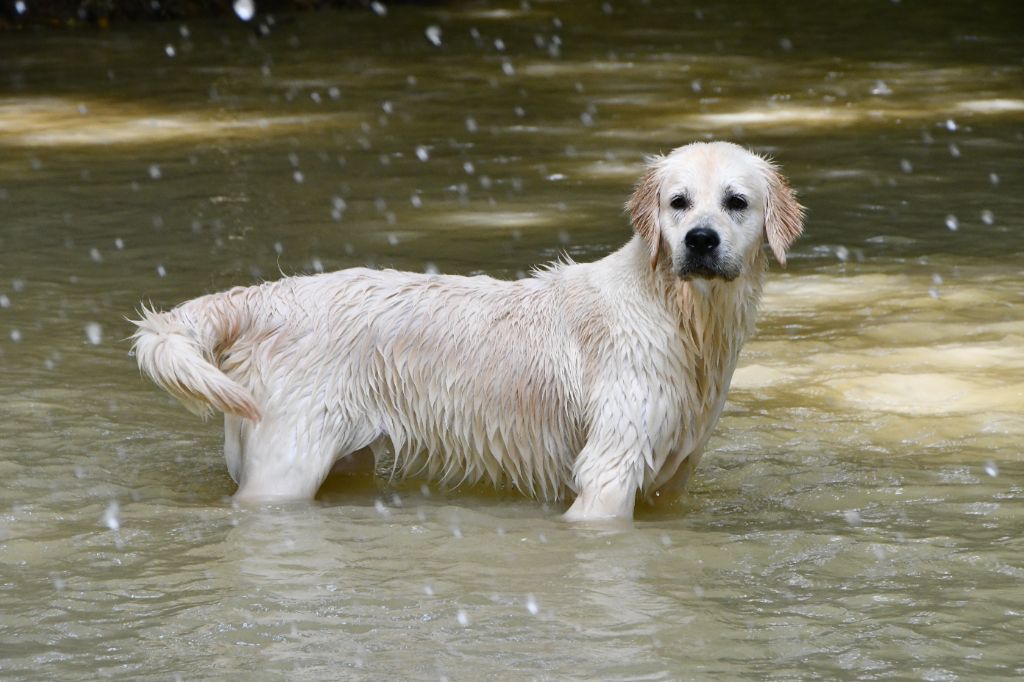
[132,141,803,520]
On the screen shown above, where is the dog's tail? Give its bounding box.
[130,296,262,422]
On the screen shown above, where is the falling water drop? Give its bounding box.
[984,461,998,477]
[148,164,162,180]
[370,1,387,16]
[980,210,994,225]
[85,322,103,345]
[164,44,176,58]
[425,25,443,47]
[15,0,27,14]
[456,609,469,626]
[525,594,539,615]
[870,80,893,96]
[944,215,959,231]
[415,146,430,162]
[233,0,255,21]
[102,501,121,531]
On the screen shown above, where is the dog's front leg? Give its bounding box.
[563,440,645,522]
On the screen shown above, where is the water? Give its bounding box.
[2,2,1023,678]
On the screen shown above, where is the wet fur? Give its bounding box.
[132,141,803,520]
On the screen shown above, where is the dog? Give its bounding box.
[131,141,803,521]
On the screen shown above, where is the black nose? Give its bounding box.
[684,227,720,254]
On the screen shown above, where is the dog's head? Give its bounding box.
[627,142,804,280]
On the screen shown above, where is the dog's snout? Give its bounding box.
[684,227,720,254]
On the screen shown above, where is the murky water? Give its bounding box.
[2,2,1023,679]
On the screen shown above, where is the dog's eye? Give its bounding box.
[670,195,691,211]
[725,194,748,211]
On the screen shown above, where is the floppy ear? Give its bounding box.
[626,161,663,269]
[763,162,805,266]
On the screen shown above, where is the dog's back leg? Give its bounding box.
[231,408,378,502]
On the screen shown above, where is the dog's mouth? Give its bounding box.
[676,257,740,282]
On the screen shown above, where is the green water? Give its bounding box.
[1,2,1022,679]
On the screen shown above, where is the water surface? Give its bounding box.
[1,2,1022,679]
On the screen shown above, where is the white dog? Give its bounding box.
[132,141,803,521]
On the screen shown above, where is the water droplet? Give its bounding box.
[387,234,399,246]
[156,264,167,278]
[423,583,434,596]
[148,164,162,180]
[114,238,125,250]
[293,170,304,183]
[525,594,539,615]
[463,161,475,175]
[843,509,861,525]
[415,146,430,162]
[456,609,469,626]
[944,215,959,231]
[425,25,443,47]
[373,499,390,518]
[660,533,672,547]
[980,209,994,225]
[835,245,850,262]
[931,273,944,286]
[948,142,960,158]
[164,44,176,58]
[0,295,9,309]
[424,262,439,275]
[899,158,913,173]
[410,194,422,208]
[779,37,793,52]
[945,118,957,131]
[984,461,998,477]
[465,116,478,133]
[870,80,892,96]
[370,1,386,16]
[273,241,283,255]
[311,258,324,273]
[85,322,103,345]
[15,0,26,14]
[90,247,103,263]
[102,500,121,531]
[988,172,1000,186]
[179,24,190,39]
[501,60,515,76]
[450,525,463,539]
[10,329,22,342]
[233,0,255,21]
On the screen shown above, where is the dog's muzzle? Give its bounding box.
[677,227,739,281]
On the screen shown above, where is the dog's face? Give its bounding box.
[627,142,804,280]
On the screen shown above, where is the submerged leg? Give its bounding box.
[231,410,378,502]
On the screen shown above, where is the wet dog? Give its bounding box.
[132,141,803,520]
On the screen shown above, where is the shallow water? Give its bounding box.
[1,1,1023,679]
